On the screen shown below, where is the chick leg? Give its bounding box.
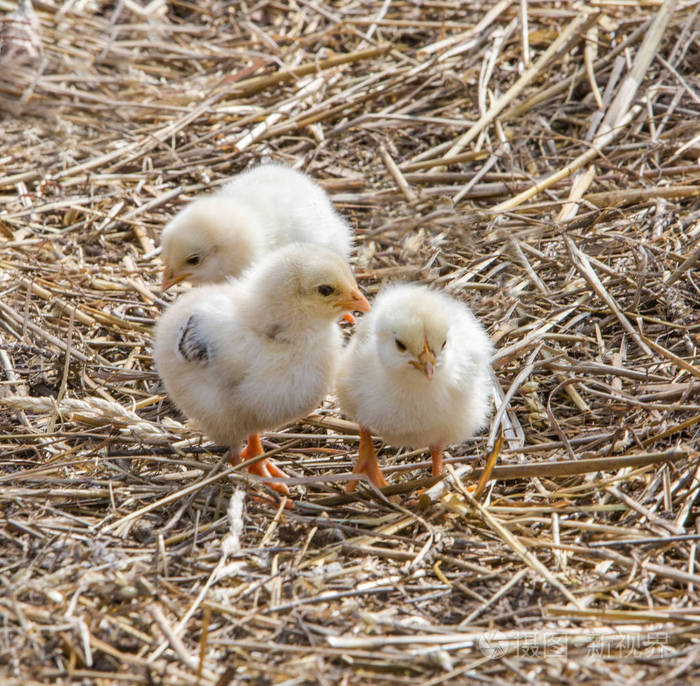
[345,427,388,494]
[429,444,444,476]
[230,434,290,495]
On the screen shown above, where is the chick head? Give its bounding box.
[160,195,260,290]
[254,244,370,322]
[374,286,450,380]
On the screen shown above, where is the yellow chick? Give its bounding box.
[153,244,369,494]
[336,284,493,493]
[160,163,353,291]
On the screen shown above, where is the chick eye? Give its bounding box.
[441,340,447,350]
[395,339,407,352]
[186,254,201,266]
[317,285,335,297]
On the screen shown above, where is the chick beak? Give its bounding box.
[411,339,437,380]
[161,269,189,291]
[337,287,371,314]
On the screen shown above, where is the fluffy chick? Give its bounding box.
[154,244,370,494]
[336,284,493,493]
[160,163,352,290]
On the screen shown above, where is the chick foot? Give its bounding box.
[430,445,444,476]
[345,427,388,494]
[230,434,291,495]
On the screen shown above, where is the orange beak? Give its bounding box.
[410,339,436,380]
[337,287,371,314]
[161,269,190,291]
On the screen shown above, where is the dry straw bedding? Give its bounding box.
[1,0,700,684]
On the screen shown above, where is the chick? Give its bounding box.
[154,244,370,494]
[160,163,353,290]
[336,284,493,493]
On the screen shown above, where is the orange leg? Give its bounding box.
[430,445,444,476]
[229,434,290,495]
[345,427,388,494]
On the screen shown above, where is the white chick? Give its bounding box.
[336,284,493,493]
[154,243,370,494]
[160,163,352,290]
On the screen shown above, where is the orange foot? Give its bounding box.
[229,434,290,495]
[430,445,444,476]
[345,427,388,494]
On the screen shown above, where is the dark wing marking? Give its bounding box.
[176,315,209,364]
